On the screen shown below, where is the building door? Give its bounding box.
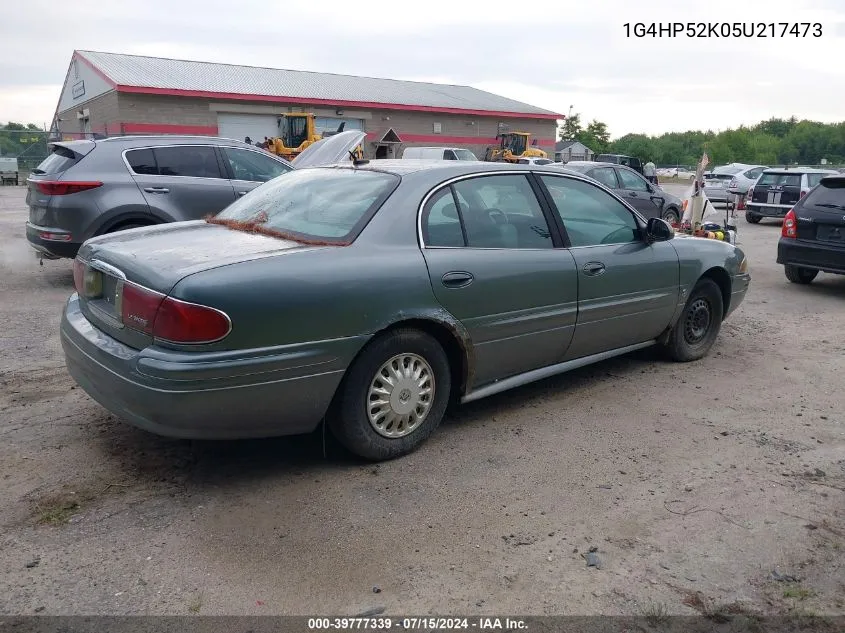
[217,113,277,144]
[375,145,389,159]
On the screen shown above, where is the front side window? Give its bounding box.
[590,167,619,189]
[617,168,649,191]
[540,175,640,247]
[223,147,291,182]
[214,168,398,244]
[153,146,222,179]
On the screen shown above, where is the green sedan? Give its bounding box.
[62,133,750,461]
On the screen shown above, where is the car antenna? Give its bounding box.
[349,149,369,167]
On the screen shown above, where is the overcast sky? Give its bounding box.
[1,0,843,137]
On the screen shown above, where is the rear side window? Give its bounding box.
[155,146,222,178]
[758,173,801,187]
[744,167,764,179]
[33,146,79,175]
[806,173,826,188]
[590,167,618,188]
[125,148,157,175]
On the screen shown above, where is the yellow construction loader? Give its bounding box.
[267,113,348,161]
[484,132,548,162]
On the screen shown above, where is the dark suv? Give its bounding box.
[745,167,837,224]
[777,174,845,284]
[26,135,292,259]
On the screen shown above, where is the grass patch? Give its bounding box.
[783,586,814,600]
[188,593,204,614]
[641,600,669,626]
[35,498,81,525]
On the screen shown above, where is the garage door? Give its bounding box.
[314,117,364,135]
[217,113,278,143]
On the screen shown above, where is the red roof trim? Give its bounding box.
[115,84,562,120]
[121,122,219,135]
[74,51,118,88]
[371,132,555,148]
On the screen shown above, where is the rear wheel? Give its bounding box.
[328,329,451,461]
[745,211,761,224]
[784,265,818,284]
[663,278,724,362]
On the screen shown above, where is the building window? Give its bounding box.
[433,122,442,134]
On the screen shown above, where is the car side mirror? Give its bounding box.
[645,217,673,242]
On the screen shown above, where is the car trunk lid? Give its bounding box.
[75,221,323,348]
[26,141,96,227]
[794,177,845,243]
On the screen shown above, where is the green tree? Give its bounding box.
[558,113,582,141]
[577,120,611,154]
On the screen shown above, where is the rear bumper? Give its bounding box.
[61,294,363,439]
[777,239,845,275]
[746,204,790,218]
[26,222,81,259]
[704,188,730,201]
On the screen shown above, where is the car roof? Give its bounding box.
[95,135,257,148]
[762,167,838,174]
[310,160,584,178]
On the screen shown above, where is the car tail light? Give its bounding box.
[153,297,231,344]
[120,283,165,336]
[729,178,737,188]
[782,209,798,239]
[34,180,103,195]
[120,282,230,343]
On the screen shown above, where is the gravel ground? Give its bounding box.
[1,184,843,617]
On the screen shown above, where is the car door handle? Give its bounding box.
[143,187,169,194]
[237,191,249,196]
[629,192,638,198]
[441,271,474,288]
[582,261,606,276]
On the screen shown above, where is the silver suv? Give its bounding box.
[26,135,292,259]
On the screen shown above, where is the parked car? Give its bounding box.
[777,174,845,284]
[662,167,696,180]
[594,153,643,174]
[561,161,683,223]
[723,163,767,197]
[62,131,750,461]
[402,147,479,161]
[0,156,19,185]
[25,135,293,259]
[745,167,838,223]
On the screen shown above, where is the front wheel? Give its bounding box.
[784,265,818,284]
[328,329,451,461]
[662,208,680,224]
[662,278,724,362]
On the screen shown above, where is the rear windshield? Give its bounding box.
[212,168,399,244]
[713,165,744,175]
[804,179,845,209]
[32,146,79,175]
[758,173,801,187]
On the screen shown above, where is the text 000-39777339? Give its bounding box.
[623,22,823,38]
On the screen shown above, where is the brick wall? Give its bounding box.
[57,90,121,138]
[58,91,559,157]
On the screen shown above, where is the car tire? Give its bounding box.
[745,211,761,224]
[328,328,451,461]
[784,265,818,284]
[663,278,724,363]
[662,208,680,224]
